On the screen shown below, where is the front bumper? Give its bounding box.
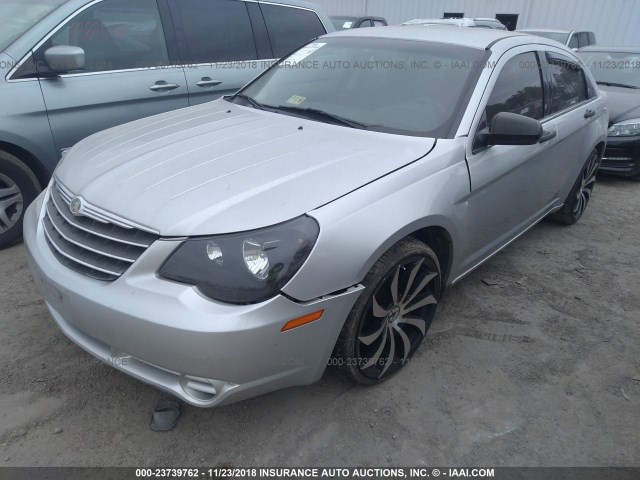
[600,135,640,177]
[23,192,363,407]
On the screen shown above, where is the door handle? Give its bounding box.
[539,130,557,143]
[584,108,596,119]
[149,81,180,92]
[196,77,223,88]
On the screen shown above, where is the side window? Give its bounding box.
[359,20,374,28]
[169,0,257,63]
[36,0,169,73]
[545,54,589,114]
[373,20,386,27]
[588,32,596,45]
[578,32,589,48]
[485,52,544,124]
[568,34,579,49]
[261,5,326,58]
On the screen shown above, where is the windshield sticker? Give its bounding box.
[343,22,353,28]
[286,95,307,105]
[285,43,326,64]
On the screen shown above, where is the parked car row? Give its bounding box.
[0,0,334,248]
[22,23,609,406]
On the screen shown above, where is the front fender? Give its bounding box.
[283,140,470,302]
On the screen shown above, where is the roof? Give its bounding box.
[403,17,504,27]
[403,18,474,26]
[578,46,640,53]
[518,28,574,33]
[326,25,528,50]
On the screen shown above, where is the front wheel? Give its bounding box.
[0,151,41,248]
[549,149,600,225]
[333,238,442,385]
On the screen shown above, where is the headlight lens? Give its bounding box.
[608,118,640,137]
[158,216,319,304]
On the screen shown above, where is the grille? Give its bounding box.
[43,181,159,281]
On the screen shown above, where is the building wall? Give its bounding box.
[314,0,640,45]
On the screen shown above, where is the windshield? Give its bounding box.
[524,31,569,44]
[233,37,488,138]
[331,17,358,30]
[578,51,640,89]
[0,0,67,51]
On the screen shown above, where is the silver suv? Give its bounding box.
[0,0,332,248]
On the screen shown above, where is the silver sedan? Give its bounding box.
[24,26,608,407]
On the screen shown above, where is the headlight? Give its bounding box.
[608,118,640,137]
[158,216,320,304]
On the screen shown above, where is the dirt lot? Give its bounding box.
[1,175,639,467]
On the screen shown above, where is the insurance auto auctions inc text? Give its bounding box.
[254,468,495,478]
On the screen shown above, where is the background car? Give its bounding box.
[578,46,640,180]
[24,26,607,407]
[519,29,596,49]
[331,15,388,30]
[0,0,333,248]
[402,18,507,30]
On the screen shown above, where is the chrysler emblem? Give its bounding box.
[70,197,82,215]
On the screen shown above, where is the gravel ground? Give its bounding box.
[0,175,639,467]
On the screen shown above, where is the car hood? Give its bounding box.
[55,99,436,236]
[598,85,640,124]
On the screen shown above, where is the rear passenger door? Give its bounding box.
[167,0,272,105]
[541,48,600,199]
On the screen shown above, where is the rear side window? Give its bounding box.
[261,5,326,58]
[545,54,589,114]
[373,20,386,27]
[485,52,544,123]
[568,34,578,49]
[169,0,257,63]
[588,32,596,45]
[36,0,169,72]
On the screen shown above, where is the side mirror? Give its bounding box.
[44,46,85,74]
[476,112,543,147]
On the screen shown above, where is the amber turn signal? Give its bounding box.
[281,310,324,332]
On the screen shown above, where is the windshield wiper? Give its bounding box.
[231,93,268,110]
[274,105,373,129]
[596,81,640,89]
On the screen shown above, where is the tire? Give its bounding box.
[0,150,41,248]
[333,237,442,385]
[549,149,600,225]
